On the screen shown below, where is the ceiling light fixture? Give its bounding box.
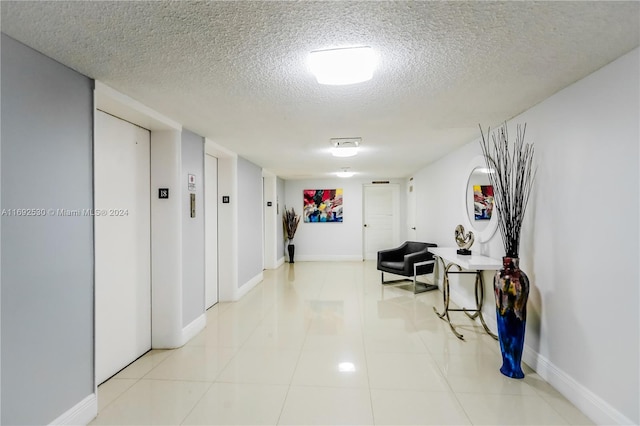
[309,46,377,85]
[336,168,355,178]
[338,362,356,372]
[331,138,360,157]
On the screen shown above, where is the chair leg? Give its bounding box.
[381,272,413,285]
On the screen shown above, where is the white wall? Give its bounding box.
[150,130,184,348]
[276,177,285,262]
[284,178,407,261]
[414,48,639,425]
[237,157,264,289]
[181,130,205,328]
[263,173,279,269]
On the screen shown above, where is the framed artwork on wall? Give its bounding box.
[303,188,343,222]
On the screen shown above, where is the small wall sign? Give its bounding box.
[158,188,169,199]
[222,196,230,204]
[267,201,273,207]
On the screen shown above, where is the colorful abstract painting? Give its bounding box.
[303,189,343,222]
[473,185,494,220]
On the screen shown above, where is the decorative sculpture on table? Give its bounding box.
[454,224,474,255]
[479,122,536,379]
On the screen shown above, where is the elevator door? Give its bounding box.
[95,110,151,384]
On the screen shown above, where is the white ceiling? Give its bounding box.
[2,1,638,179]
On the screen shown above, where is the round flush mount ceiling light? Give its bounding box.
[309,46,377,85]
[331,138,360,157]
[336,168,355,178]
[338,362,356,372]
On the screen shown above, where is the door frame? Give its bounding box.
[407,177,417,241]
[205,153,219,309]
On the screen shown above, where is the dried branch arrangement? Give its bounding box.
[283,206,301,243]
[479,123,536,258]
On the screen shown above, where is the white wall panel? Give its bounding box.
[413,48,639,425]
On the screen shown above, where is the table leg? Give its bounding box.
[433,261,465,340]
[433,256,447,319]
[475,272,498,340]
[463,272,481,320]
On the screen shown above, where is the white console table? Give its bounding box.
[428,247,502,340]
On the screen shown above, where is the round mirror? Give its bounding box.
[462,156,499,243]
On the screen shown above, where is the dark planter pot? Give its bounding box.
[494,256,530,379]
[287,244,295,263]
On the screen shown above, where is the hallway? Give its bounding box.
[91,261,592,425]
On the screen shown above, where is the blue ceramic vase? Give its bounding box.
[494,257,529,379]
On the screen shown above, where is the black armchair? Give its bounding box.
[377,241,438,293]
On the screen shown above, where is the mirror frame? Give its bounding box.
[462,156,499,243]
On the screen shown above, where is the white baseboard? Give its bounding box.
[49,393,97,425]
[293,255,363,262]
[265,257,285,269]
[524,349,634,425]
[448,285,633,425]
[235,272,264,300]
[181,313,206,346]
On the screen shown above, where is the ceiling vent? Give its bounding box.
[336,167,355,178]
[330,138,361,157]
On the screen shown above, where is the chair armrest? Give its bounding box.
[403,250,430,275]
[404,250,430,263]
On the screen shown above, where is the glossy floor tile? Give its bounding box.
[370,388,471,425]
[182,383,289,425]
[144,346,237,382]
[93,261,593,425]
[92,379,210,425]
[279,386,374,425]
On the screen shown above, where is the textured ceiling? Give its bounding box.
[2,1,639,179]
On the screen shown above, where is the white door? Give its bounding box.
[407,177,417,241]
[363,184,400,260]
[95,110,151,384]
[205,154,219,309]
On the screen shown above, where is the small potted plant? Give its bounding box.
[283,206,301,263]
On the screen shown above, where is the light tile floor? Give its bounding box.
[91,261,594,425]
